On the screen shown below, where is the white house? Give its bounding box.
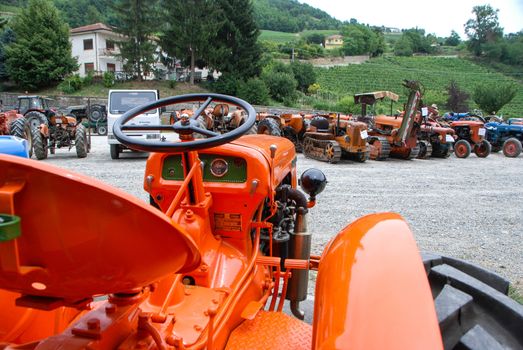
[69,23,124,77]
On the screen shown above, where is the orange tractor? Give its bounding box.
[257,112,308,152]
[0,108,32,156]
[417,105,456,159]
[0,93,521,350]
[448,120,491,158]
[354,82,422,160]
[300,113,369,163]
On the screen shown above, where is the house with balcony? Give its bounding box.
[325,34,343,50]
[69,23,124,78]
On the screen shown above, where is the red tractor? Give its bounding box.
[0,94,521,349]
[0,109,32,155]
[449,120,491,158]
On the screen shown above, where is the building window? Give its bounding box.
[106,40,115,50]
[107,63,116,72]
[85,63,94,73]
[83,39,93,50]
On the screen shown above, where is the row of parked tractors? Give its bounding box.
[0,95,108,159]
[249,81,523,163]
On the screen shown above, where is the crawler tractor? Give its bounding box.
[355,82,422,160]
[449,120,491,158]
[0,93,522,350]
[301,113,369,163]
[418,110,455,159]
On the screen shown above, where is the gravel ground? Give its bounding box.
[39,135,523,295]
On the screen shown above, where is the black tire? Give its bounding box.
[75,124,88,158]
[31,126,47,160]
[422,253,523,350]
[239,118,257,135]
[24,111,47,130]
[97,124,108,136]
[9,117,33,157]
[257,118,281,137]
[474,139,491,158]
[110,144,120,159]
[431,142,452,158]
[89,105,106,123]
[417,140,433,159]
[454,140,471,158]
[502,138,522,158]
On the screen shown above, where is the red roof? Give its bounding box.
[70,23,114,34]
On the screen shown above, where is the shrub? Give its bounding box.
[102,72,115,88]
[212,73,241,96]
[168,79,177,89]
[308,83,320,95]
[261,71,297,102]
[83,71,94,86]
[473,83,517,115]
[291,61,316,92]
[237,78,270,105]
[59,74,83,94]
[335,96,356,114]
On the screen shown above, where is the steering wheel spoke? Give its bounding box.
[112,93,256,152]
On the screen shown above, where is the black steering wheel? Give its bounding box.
[113,93,256,153]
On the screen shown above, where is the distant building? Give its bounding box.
[69,23,124,78]
[325,34,343,50]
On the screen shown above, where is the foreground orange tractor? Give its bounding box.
[1,93,522,350]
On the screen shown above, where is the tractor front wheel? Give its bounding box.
[257,118,281,137]
[25,111,47,130]
[110,144,120,159]
[75,124,88,158]
[502,138,522,158]
[454,140,471,158]
[31,127,47,160]
[473,139,491,158]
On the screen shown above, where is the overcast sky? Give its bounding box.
[298,0,523,38]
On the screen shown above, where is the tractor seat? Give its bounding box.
[0,155,200,305]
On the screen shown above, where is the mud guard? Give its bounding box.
[312,213,443,350]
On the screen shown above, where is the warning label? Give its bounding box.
[214,213,242,231]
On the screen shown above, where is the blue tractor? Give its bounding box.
[484,118,523,157]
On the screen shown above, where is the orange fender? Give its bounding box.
[39,123,49,138]
[312,213,442,350]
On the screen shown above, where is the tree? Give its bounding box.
[111,0,159,81]
[5,0,77,90]
[465,5,503,56]
[394,35,413,56]
[212,0,262,79]
[290,61,316,92]
[445,80,470,112]
[445,30,461,46]
[0,28,15,81]
[160,0,220,84]
[473,83,517,115]
[341,24,384,56]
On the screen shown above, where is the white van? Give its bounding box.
[107,89,161,159]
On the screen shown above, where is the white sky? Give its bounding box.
[299,0,523,38]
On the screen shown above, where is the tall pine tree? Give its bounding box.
[111,0,159,81]
[5,0,77,90]
[160,0,220,84]
[212,0,261,79]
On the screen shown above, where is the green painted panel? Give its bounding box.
[162,154,247,183]
[0,214,21,242]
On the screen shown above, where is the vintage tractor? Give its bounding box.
[257,113,308,152]
[417,107,455,159]
[449,120,491,158]
[484,119,523,157]
[0,109,32,156]
[0,93,522,350]
[355,83,422,160]
[300,113,369,163]
[15,95,58,130]
[30,113,90,160]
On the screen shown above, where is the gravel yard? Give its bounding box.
[41,135,523,294]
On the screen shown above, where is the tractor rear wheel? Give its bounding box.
[454,140,471,158]
[502,138,522,158]
[257,118,281,137]
[474,140,491,158]
[423,253,523,350]
[9,117,33,157]
[24,111,47,130]
[75,124,88,158]
[89,105,106,123]
[417,140,433,159]
[31,127,47,160]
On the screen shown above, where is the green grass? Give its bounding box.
[314,56,523,117]
[259,29,340,44]
[0,5,19,14]
[509,285,523,305]
[35,80,209,99]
